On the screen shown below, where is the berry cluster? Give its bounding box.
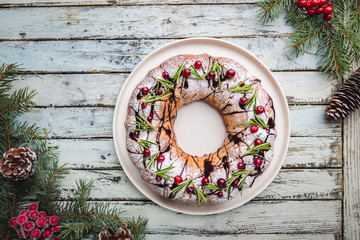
[297,0,333,21]
[9,203,60,240]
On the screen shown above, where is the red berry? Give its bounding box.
[254,158,263,167]
[155,175,162,182]
[53,238,60,240]
[316,7,323,14]
[201,177,209,185]
[297,0,307,8]
[217,178,226,188]
[162,71,169,79]
[194,60,202,69]
[29,203,39,211]
[256,106,265,114]
[36,218,47,228]
[250,125,258,133]
[52,225,61,233]
[147,115,153,122]
[30,229,41,239]
[141,87,149,95]
[310,0,319,7]
[217,191,223,198]
[174,175,183,185]
[239,96,248,105]
[43,229,53,238]
[307,8,316,15]
[17,229,28,239]
[49,216,59,226]
[9,217,18,228]
[17,215,28,225]
[20,210,30,216]
[143,149,151,157]
[323,13,332,21]
[207,71,215,79]
[254,138,263,146]
[141,102,147,109]
[38,211,47,218]
[187,186,195,194]
[24,221,35,232]
[133,131,139,138]
[232,179,240,188]
[237,162,245,169]
[240,82,245,87]
[157,89,163,95]
[157,155,165,163]
[319,0,326,5]
[226,69,236,78]
[29,211,39,220]
[183,69,191,77]
[323,5,333,14]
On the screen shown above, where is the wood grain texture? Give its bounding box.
[343,109,360,239]
[0,38,318,72]
[19,105,341,138]
[51,136,342,169]
[146,234,339,240]
[0,5,292,40]
[15,72,339,106]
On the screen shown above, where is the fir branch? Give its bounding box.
[0,87,36,119]
[153,165,175,181]
[126,216,148,240]
[226,169,253,200]
[257,0,293,23]
[239,115,269,129]
[169,178,192,198]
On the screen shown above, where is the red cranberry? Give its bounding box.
[183,69,191,77]
[323,13,332,21]
[201,177,209,185]
[43,229,53,238]
[38,211,46,218]
[250,125,258,133]
[310,0,319,7]
[306,1,311,8]
[24,221,35,232]
[237,162,245,169]
[194,60,202,69]
[143,149,151,157]
[254,138,263,146]
[155,176,162,182]
[29,211,39,220]
[30,229,41,239]
[217,191,223,198]
[316,7,323,14]
[240,82,245,87]
[226,69,236,78]
[147,116,153,122]
[29,203,39,211]
[53,238,60,240]
[141,102,147,109]
[17,215,28,225]
[307,8,316,15]
[52,225,61,233]
[217,178,226,188]
[162,71,169,79]
[49,216,59,226]
[133,131,140,138]
[9,217,17,228]
[157,89,163,95]
[297,0,307,7]
[174,175,183,185]
[254,158,263,167]
[157,155,165,163]
[323,5,333,14]
[187,186,195,194]
[19,210,30,216]
[232,179,240,188]
[36,218,47,228]
[207,71,215,79]
[141,87,149,95]
[256,106,265,114]
[239,97,248,105]
[319,0,326,5]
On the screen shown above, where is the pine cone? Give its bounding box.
[326,68,360,120]
[0,147,36,181]
[99,225,132,240]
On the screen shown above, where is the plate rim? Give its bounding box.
[113,37,291,215]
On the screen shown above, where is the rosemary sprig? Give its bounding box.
[142,92,172,104]
[192,182,208,207]
[230,78,252,94]
[226,169,253,200]
[172,62,185,84]
[145,152,160,170]
[245,92,257,110]
[137,139,159,151]
[189,65,204,80]
[153,165,175,181]
[203,175,223,191]
[155,78,174,92]
[210,62,223,92]
[239,115,268,129]
[126,112,154,131]
[170,178,193,198]
[243,142,271,156]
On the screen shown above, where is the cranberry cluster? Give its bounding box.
[9,203,60,240]
[297,0,333,21]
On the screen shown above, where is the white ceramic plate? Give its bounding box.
[113,38,290,215]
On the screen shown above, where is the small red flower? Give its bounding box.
[29,203,39,211]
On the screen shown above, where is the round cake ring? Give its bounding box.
[113,38,290,215]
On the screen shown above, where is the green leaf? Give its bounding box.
[169,179,192,198]
[244,142,272,156]
[172,62,185,84]
[192,183,208,207]
[145,152,160,170]
[226,169,253,200]
[230,78,252,94]
[153,165,175,181]
[239,115,268,129]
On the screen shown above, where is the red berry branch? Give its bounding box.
[297,0,333,21]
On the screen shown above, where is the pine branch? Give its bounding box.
[257,0,294,22]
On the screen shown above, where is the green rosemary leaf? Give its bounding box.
[145,152,160,170]
[190,65,205,80]
[218,62,228,71]
[172,62,185,84]
[230,78,252,93]
[203,183,222,191]
[125,111,154,132]
[170,179,193,198]
[155,78,174,92]
[245,92,257,110]
[239,115,268,129]
[143,92,172,104]
[153,165,175,181]
[192,183,208,207]
[244,142,271,156]
[137,139,159,151]
[226,169,253,200]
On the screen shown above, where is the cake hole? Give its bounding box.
[174,101,227,156]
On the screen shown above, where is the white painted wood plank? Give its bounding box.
[51,137,342,169]
[146,234,338,240]
[1,38,318,72]
[344,108,360,239]
[60,169,341,200]
[111,200,342,234]
[15,72,339,106]
[0,5,292,40]
[19,105,341,138]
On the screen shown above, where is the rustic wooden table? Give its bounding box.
[1,1,359,239]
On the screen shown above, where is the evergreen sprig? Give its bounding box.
[169,179,192,198]
[153,165,175,181]
[240,115,268,129]
[191,182,208,207]
[230,78,252,94]
[226,169,253,200]
[126,112,154,132]
[244,142,272,157]
[145,152,160,170]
